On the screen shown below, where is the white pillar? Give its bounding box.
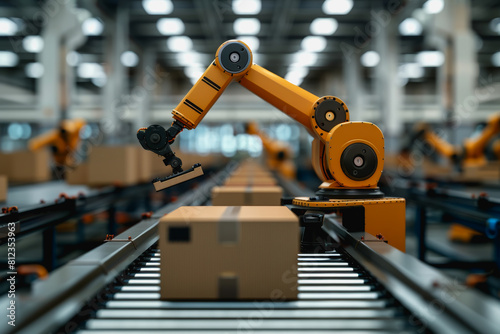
[38,2,86,124]
[102,3,129,138]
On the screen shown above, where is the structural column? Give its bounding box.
[374,23,403,149]
[38,2,86,124]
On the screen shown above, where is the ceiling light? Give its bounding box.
[176,51,202,66]
[142,0,173,15]
[77,62,105,79]
[360,51,380,67]
[310,18,338,35]
[291,51,318,67]
[285,70,305,86]
[0,51,19,67]
[399,18,422,36]
[237,36,259,51]
[22,35,44,53]
[398,63,424,79]
[416,51,444,67]
[287,66,308,79]
[490,18,500,34]
[167,36,193,52]
[25,62,44,78]
[232,0,261,15]
[0,18,18,36]
[92,76,107,87]
[66,51,80,67]
[492,52,500,67]
[423,0,444,15]
[82,17,104,36]
[157,18,184,35]
[121,51,139,67]
[233,18,260,35]
[184,66,205,79]
[252,52,261,64]
[301,36,327,52]
[322,0,353,15]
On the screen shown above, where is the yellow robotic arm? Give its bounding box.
[138,40,384,198]
[29,119,86,167]
[245,122,296,179]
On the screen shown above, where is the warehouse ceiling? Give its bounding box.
[0,0,499,91]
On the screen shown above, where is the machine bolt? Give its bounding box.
[353,156,364,167]
[230,52,240,63]
[150,133,161,143]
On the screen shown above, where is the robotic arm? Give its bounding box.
[138,40,384,198]
[29,118,86,167]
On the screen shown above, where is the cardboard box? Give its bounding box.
[65,163,88,185]
[224,176,277,186]
[212,186,283,206]
[0,175,7,202]
[87,146,138,186]
[6,149,51,183]
[0,152,9,175]
[137,147,153,183]
[159,206,299,300]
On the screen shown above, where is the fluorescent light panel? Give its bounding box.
[301,36,327,52]
[157,18,184,35]
[233,18,260,35]
[232,0,261,15]
[310,18,338,35]
[360,51,380,67]
[142,0,173,15]
[82,17,104,36]
[22,35,44,53]
[322,0,353,15]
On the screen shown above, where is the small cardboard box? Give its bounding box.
[0,175,7,202]
[87,146,138,186]
[159,206,299,300]
[66,163,88,185]
[212,186,283,206]
[7,149,51,183]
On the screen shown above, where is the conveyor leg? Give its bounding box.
[416,206,427,262]
[43,226,57,271]
[108,205,117,236]
[76,218,85,244]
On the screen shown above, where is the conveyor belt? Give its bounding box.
[71,244,420,333]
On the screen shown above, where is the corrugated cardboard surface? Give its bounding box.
[0,153,9,175]
[137,147,153,183]
[66,163,89,185]
[212,186,283,206]
[0,175,7,202]
[88,146,138,186]
[224,176,278,186]
[159,206,299,300]
[6,149,51,183]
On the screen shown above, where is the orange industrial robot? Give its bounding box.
[245,122,296,179]
[401,113,500,170]
[29,119,86,168]
[137,40,406,251]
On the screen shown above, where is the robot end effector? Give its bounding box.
[136,121,185,174]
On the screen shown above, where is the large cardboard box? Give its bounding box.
[159,206,299,300]
[137,147,153,183]
[87,146,138,186]
[0,175,7,202]
[212,186,283,206]
[224,176,277,186]
[0,152,9,175]
[7,149,51,183]
[65,163,89,185]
